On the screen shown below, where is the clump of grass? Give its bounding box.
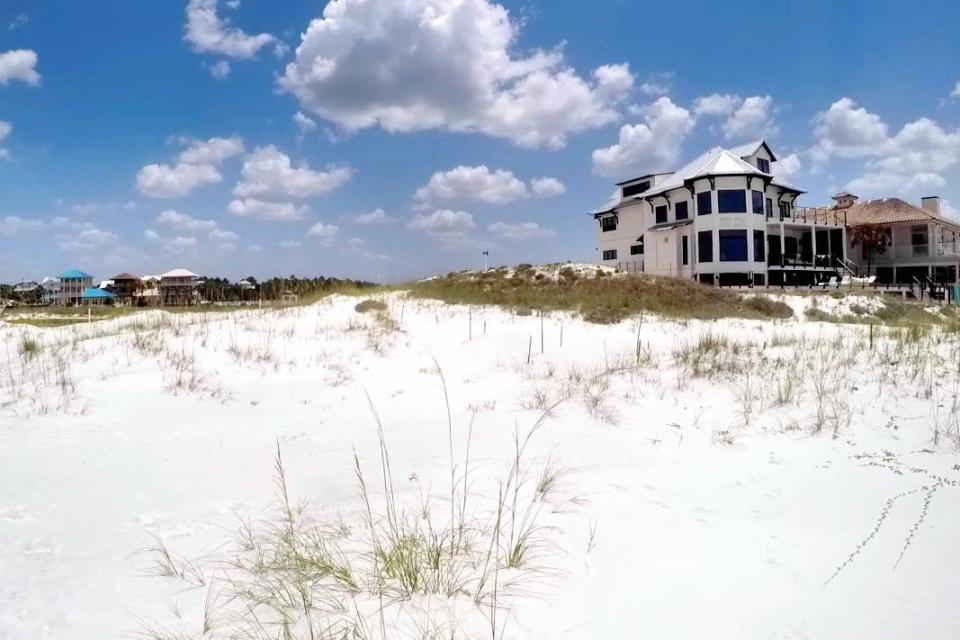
[17,336,40,361]
[408,271,792,324]
[140,390,569,638]
[354,299,388,313]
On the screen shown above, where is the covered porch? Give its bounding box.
[766,221,846,286]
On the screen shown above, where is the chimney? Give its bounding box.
[921,196,942,217]
[831,191,859,209]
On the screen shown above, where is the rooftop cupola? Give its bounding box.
[831,191,859,209]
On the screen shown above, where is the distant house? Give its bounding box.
[57,269,93,305]
[159,268,199,305]
[12,281,41,304]
[109,273,140,303]
[238,279,256,291]
[81,287,115,306]
[40,277,59,305]
[805,193,960,284]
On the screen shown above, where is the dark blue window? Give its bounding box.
[622,181,650,197]
[697,231,713,263]
[752,190,764,215]
[757,158,770,173]
[601,216,617,232]
[718,190,747,213]
[719,230,748,261]
[766,197,773,217]
[754,230,765,262]
[655,205,668,224]
[697,191,712,215]
[675,201,689,220]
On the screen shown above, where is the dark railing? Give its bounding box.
[767,208,848,226]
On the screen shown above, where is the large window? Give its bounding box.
[753,230,765,262]
[911,224,929,256]
[719,230,748,261]
[622,181,650,198]
[751,190,764,215]
[602,249,617,260]
[757,158,770,173]
[630,238,644,255]
[697,191,712,215]
[655,205,668,224]
[697,230,713,263]
[601,216,617,232]
[718,190,747,213]
[675,201,689,220]
[779,201,792,219]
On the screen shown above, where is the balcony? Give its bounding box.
[871,243,960,263]
[768,253,837,269]
[766,207,847,227]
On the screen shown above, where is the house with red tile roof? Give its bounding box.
[805,194,959,284]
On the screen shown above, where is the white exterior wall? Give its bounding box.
[595,201,647,270]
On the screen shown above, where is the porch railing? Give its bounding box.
[871,243,960,262]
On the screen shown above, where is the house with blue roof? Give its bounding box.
[80,287,115,306]
[57,269,93,305]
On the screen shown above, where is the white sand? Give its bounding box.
[1,293,959,639]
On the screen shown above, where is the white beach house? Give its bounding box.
[592,140,848,286]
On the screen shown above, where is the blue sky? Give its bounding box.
[1,0,959,283]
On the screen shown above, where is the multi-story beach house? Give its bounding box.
[592,140,847,286]
[159,268,199,305]
[56,269,93,305]
[805,193,959,284]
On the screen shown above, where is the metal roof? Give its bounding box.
[60,269,92,279]
[647,219,694,232]
[81,287,115,299]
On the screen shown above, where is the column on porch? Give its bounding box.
[811,226,817,267]
[779,222,786,267]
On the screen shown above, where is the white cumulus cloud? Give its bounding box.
[488,221,555,240]
[227,198,306,221]
[278,0,632,149]
[591,97,695,178]
[530,177,566,198]
[0,49,40,86]
[136,135,244,198]
[233,145,352,200]
[722,95,777,141]
[354,208,396,225]
[414,165,565,206]
[184,0,276,59]
[407,209,476,248]
[306,222,339,247]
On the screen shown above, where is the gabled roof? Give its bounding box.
[639,147,777,199]
[160,268,198,279]
[590,142,802,215]
[727,139,778,162]
[40,276,59,285]
[81,287,114,299]
[60,269,92,280]
[111,272,138,280]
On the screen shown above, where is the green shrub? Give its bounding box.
[354,299,387,313]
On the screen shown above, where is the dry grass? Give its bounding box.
[407,271,793,324]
